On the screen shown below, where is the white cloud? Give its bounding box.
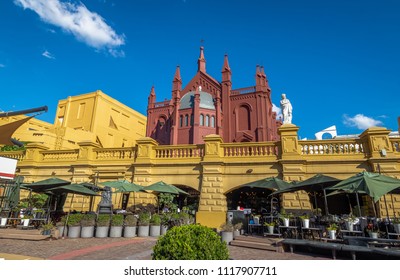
[343,114,383,130]
[42,50,55,59]
[272,103,282,120]
[15,0,125,56]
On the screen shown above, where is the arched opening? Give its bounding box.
[237,105,251,131]
[173,185,200,214]
[225,186,276,215]
[200,114,204,126]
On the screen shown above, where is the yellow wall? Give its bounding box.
[1,90,146,150]
[55,90,147,148]
[2,125,400,228]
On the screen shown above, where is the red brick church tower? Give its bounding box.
[146,47,281,145]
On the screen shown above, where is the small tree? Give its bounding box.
[152,224,229,260]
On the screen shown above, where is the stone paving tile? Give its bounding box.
[0,237,333,260]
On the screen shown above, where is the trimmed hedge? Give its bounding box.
[152,224,229,260]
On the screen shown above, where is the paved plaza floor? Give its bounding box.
[0,237,332,260]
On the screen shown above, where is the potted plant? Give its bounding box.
[393,216,400,234]
[67,213,83,238]
[137,211,151,237]
[327,223,338,240]
[56,215,68,237]
[80,214,96,238]
[150,213,161,237]
[95,214,111,238]
[233,222,243,238]
[160,213,170,235]
[0,212,8,227]
[21,214,33,227]
[279,209,292,227]
[344,215,357,231]
[123,214,137,238]
[40,221,54,235]
[220,221,234,244]
[299,214,310,228]
[366,222,379,238]
[264,221,276,234]
[110,214,124,237]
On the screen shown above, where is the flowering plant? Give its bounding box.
[327,223,338,231]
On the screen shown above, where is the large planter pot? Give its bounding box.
[0,218,7,226]
[68,226,81,238]
[124,226,137,238]
[283,218,290,227]
[221,231,233,244]
[267,225,274,234]
[42,229,51,235]
[345,221,354,231]
[328,230,336,240]
[394,223,400,234]
[110,226,123,238]
[22,219,30,227]
[302,219,310,229]
[95,226,110,238]
[57,225,68,237]
[150,225,161,237]
[138,225,149,237]
[370,232,378,239]
[81,226,95,238]
[233,229,240,238]
[160,225,168,235]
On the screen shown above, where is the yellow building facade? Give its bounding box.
[1,123,400,229]
[0,90,147,150]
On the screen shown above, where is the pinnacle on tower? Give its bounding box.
[197,46,206,72]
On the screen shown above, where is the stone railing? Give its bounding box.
[391,138,400,153]
[299,139,366,156]
[95,147,137,160]
[155,145,204,159]
[222,142,278,158]
[41,150,79,161]
[154,100,170,108]
[0,151,26,161]
[231,86,257,95]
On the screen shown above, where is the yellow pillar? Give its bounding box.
[196,135,227,229]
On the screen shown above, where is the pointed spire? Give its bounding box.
[197,46,206,72]
[148,86,156,108]
[222,54,231,71]
[172,65,182,92]
[174,65,181,81]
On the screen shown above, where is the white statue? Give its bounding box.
[280,93,293,124]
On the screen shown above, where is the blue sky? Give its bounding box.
[0,0,399,140]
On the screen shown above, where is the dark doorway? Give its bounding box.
[226,187,275,215]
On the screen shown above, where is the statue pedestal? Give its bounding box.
[97,203,113,214]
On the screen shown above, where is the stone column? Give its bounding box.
[196,134,227,228]
[278,124,311,211]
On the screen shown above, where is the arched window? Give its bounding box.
[238,105,251,131]
[211,116,215,128]
[185,115,189,126]
[179,115,183,127]
[200,114,204,126]
[205,115,210,127]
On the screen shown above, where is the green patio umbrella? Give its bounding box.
[240,177,292,191]
[326,171,400,217]
[270,174,341,215]
[47,183,99,212]
[47,184,100,196]
[100,180,145,208]
[22,178,71,193]
[145,181,189,195]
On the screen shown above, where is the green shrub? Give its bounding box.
[67,213,83,226]
[111,214,124,226]
[81,214,96,227]
[152,224,229,260]
[150,213,161,225]
[97,214,110,227]
[124,215,138,226]
[138,212,151,226]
